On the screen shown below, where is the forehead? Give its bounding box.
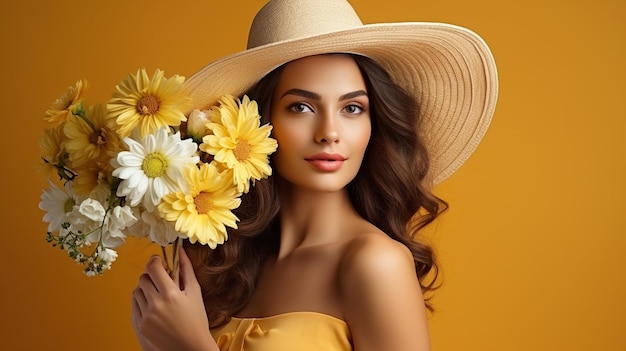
[275,54,367,95]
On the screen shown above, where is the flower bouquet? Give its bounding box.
[38,68,277,276]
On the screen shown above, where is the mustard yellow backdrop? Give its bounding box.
[1,0,624,350]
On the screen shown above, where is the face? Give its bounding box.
[270,54,371,192]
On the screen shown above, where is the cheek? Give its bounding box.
[270,123,301,170]
[347,122,372,156]
[272,122,299,153]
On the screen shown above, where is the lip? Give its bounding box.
[305,153,347,172]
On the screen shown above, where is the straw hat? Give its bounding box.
[183,0,498,185]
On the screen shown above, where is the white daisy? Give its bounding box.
[39,181,82,233]
[112,127,199,209]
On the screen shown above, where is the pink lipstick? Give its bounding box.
[305,153,346,171]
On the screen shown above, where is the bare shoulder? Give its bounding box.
[339,231,414,278]
[338,231,431,351]
[338,231,417,303]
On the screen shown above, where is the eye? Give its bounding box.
[288,103,313,113]
[343,104,364,114]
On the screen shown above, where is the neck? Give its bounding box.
[275,183,359,258]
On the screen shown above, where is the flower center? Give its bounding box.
[233,139,251,161]
[89,129,106,145]
[142,153,168,178]
[63,198,75,214]
[194,192,213,214]
[137,94,161,115]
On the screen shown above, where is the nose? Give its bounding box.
[315,112,340,144]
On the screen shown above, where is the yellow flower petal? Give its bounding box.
[44,79,88,127]
[157,163,241,247]
[107,68,191,138]
[199,95,277,193]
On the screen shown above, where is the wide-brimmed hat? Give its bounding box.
[182,0,498,186]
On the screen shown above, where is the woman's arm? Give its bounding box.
[131,248,219,351]
[340,233,431,351]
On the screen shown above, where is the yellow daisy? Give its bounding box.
[158,162,241,248]
[200,95,278,193]
[44,79,88,127]
[107,68,190,138]
[38,125,67,178]
[71,161,108,197]
[64,103,123,168]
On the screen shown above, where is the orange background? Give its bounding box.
[2,0,624,350]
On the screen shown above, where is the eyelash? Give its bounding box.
[343,104,363,114]
[287,103,365,114]
[288,102,313,113]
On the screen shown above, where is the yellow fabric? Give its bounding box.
[211,311,353,351]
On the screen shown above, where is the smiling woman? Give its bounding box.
[124,0,498,350]
[7,0,626,349]
[269,55,372,191]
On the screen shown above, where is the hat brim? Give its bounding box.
[182,22,498,186]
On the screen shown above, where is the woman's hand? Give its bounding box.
[131,247,217,351]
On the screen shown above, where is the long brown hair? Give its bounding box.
[185,54,446,328]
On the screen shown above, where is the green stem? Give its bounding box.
[73,107,97,133]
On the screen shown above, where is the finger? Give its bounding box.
[145,255,176,293]
[138,273,159,300]
[144,254,166,271]
[170,251,180,287]
[131,289,144,327]
[179,247,199,291]
[131,297,141,321]
[132,286,148,313]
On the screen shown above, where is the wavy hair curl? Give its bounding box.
[185,54,447,329]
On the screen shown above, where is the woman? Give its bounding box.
[131,0,498,350]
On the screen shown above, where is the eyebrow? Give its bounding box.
[280,88,368,101]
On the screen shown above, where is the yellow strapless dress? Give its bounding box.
[211,311,353,351]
